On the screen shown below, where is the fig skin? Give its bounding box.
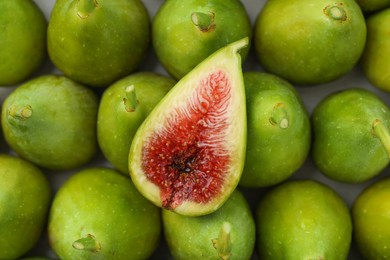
[361,8,390,92]
[97,72,175,174]
[254,0,366,86]
[152,0,252,80]
[256,179,352,260]
[1,75,98,170]
[352,177,390,259]
[0,154,51,260]
[0,0,47,86]
[239,72,311,188]
[48,0,150,87]
[162,189,255,260]
[312,88,390,183]
[355,0,390,13]
[129,38,248,217]
[48,167,162,260]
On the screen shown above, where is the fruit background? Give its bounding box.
[1,0,389,259]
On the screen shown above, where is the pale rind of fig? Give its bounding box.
[129,38,248,217]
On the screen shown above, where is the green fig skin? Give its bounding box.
[256,180,352,260]
[352,177,390,259]
[254,0,366,86]
[355,0,390,13]
[152,0,252,80]
[162,189,255,260]
[1,75,98,170]
[361,8,390,92]
[48,0,150,87]
[239,72,311,188]
[0,154,51,260]
[48,167,162,260]
[312,88,390,183]
[0,0,47,86]
[97,72,176,174]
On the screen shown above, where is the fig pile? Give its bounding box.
[1,0,390,259]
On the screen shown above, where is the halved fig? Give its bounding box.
[129,38,248,216]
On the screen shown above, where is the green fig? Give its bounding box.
[312,88,390,183]
[256,179,352,260]
[48,167,161,260]
[239,72,311,188]
[355,0,390,13]
[1,75,98,170]
[48,0,150,87]
[152,0,252,79]
[0,154,51,259]
[97,72,175,174]
[129,38,248,216]
[361,7,390,92]
[352,177,390,259]
[0,0,47,86]
[162,189,255,259]
[254,0,366,85]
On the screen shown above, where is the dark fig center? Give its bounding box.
[141,70,232,209]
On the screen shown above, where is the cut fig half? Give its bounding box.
[129,38,248,216]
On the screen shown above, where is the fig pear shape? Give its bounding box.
[129,38,248,216]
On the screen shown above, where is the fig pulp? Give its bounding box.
[129,38,248,216]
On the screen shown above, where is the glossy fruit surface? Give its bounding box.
[0,154,51,259]
[312,88,390,182]
[152,0,252,79]
[239,72,311,187]
[361,8,390,92]
[129,38,248,216]
[162,189,255,260]
[256,179,352,260]
[0,0,47,86]
[97,72,175,174]
[352,177,390,259]
[1,75,98,170]
[254,0,366,85]
[48,167,161,260]
[48,0,150,87]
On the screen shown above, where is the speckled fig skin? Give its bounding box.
[48,167,161,260]
[48,0,150,87]
[312,88,390,183]
[1,75,98,170]
[97,72,175,174]
[256,180,352,260]
[0,154,51,260]
[162,189,255,260]
[361,8,390,92]
[0,0,47,86]
[254,0,366,86]
[353,177,390,259]
[239,72,311,188]
[152,0,252,80]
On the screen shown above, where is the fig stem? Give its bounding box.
[191,12,215,32]
[325,5,347,21]
[270,103,289,129]
[212,222,232,260]
[77,0,99,19]
[373,119,390,158]
[124,85,138,112]
[72,234,101,252]
[8,105,33,120]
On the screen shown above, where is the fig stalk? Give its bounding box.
[191,12,215,32]
[372,119,390,158]
[72,234,101,252]
[212,222,232,260]
[124,85,138,112]
[270,103,289,129]
[8,105,33,120]
[76,0,98,19]
[324,5,347,21]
